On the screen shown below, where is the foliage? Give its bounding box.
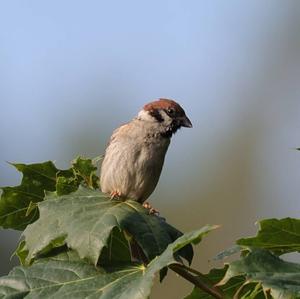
[0,157,98,230]
[0,156,300,299]
[185,217,300,299]
[184,266,266,299]
[220,249,300,298]
[237,218,300,255]
[0,229,212,299]
[22,187,195,266]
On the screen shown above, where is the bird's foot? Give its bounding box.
[143,202,159,215]
[110,190,121,200]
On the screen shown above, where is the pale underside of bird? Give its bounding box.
[100,98,192,208]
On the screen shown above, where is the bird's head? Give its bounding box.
[138,98,192,137]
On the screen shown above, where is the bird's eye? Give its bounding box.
[167,108,175,115]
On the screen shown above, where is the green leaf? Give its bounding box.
[0,157,100,230]
[214,245,242,261]
[183,267,266,299]
[237,218,300,255]
[0,228,215,299]
[0,161,58,230]
[56,169,80,196]
[25,201,37,217]
[13,241,28,266]
[219,249,300,299]
[99,227,131,264]
[71,156,99,189]
[240,283,270,299]
[55,157,99,195]
[23,187,197,265]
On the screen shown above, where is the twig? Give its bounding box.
[172,262,223,292]
[176,263,209,279]
[169,264,224,299]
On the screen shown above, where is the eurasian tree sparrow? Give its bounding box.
[100,99,192,207]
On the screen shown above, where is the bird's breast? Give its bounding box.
[100,131,170,202]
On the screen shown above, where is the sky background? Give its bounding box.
[1,1,300,298]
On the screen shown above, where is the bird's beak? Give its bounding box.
[180,115,193,128]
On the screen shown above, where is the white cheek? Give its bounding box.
[159,110,172,125]
[138,109,172,125]
[137,110,155,122]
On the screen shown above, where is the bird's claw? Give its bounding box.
[110,190,121,200]
[143,201,159,215]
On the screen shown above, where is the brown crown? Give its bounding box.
[143,98,185,116]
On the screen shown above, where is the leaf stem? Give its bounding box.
[176,263,208,278]
[169,264,224,299]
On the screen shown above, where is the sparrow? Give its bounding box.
[100,98,192,210]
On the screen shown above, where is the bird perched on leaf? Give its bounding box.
[100,98,192,212]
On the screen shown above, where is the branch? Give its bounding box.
[169,264,224,299]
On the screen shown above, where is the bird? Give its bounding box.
[100,98,192,211]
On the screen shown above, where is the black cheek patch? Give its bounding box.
[149,109,164,122]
